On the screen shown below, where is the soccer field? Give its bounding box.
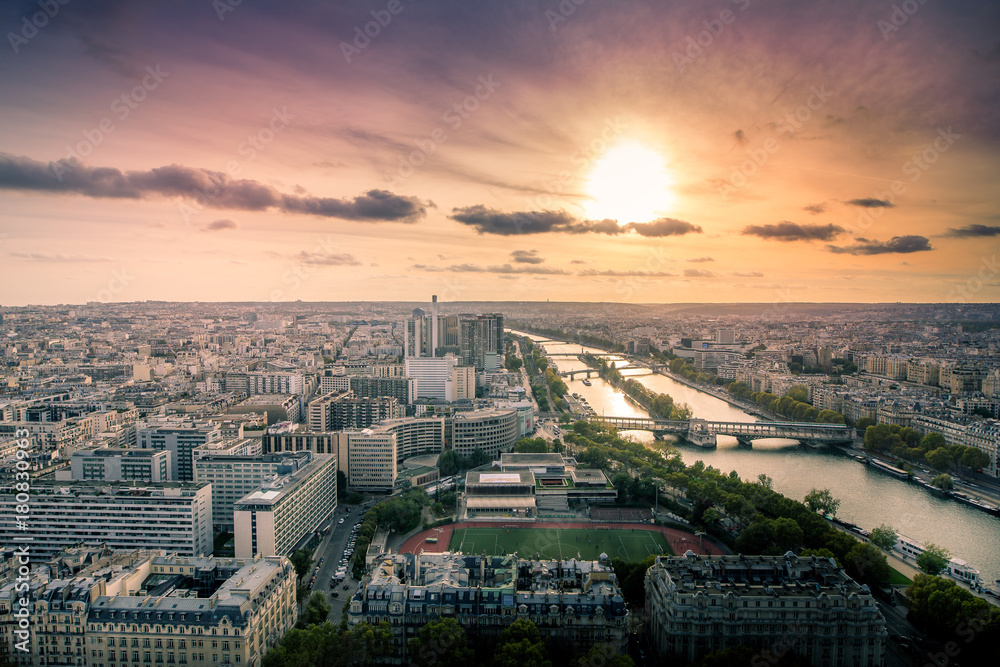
[449,526,671,561]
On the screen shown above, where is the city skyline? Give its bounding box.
[1,0,999,305]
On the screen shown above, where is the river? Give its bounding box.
[512,331,1000,587]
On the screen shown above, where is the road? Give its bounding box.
[303,505,364,622]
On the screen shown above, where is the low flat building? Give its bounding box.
[347,552,628,664]
[464,471,536,519]
[645,552,887,666]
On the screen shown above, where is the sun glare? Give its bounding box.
[583,140,675,223]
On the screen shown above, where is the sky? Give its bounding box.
[1,0,998,306]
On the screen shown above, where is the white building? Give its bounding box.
[0,481,213,559]
[233,453,337,558]
[405,355,459,401]
[136,420,222,481]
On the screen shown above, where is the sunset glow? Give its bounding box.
[583,141,675,223]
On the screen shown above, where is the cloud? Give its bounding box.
[686,256,714,263]
[827,235,933,255]
[510,249,544,264]
[0,153,428,223]
[412,263,569,275]
[578,269,677,277]
[734,129,747,144]
[569,259,587,265]
[803,203,826,214]
[942,224,1000,238]
[449,206,701,237]
[742,222,845,242]
[204,219,238,232]
[296,251,362,266]
[732,271,764,277]
[684,268,716,277]
[9,252,112,262]
[846,198,895,208]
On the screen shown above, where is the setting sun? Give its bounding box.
[583,140,675,223]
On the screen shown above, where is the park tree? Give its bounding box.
[868,524,897,551]
[856,417,876,430]
[513,437,548,454]
[290,548,313,580]
[918,431,947,453]
[844,543,890,587]
[297,592,331,628]
[803,488,840,516]
[494,619,552,667]
[906,574,1000,666]
[735,520,776,555]
[407,617,473,667]
[573,644,634,667]
[931,473,954,491]
[915,543,950,575]
[771,517,805,553]
[925,447,953,471]
[960,447,990,471]
[786,385,810,403]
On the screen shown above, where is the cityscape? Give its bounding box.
[2,1,999,667]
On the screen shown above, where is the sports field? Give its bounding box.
[448,526,671,561]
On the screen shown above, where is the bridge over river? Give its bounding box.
[591,416,858,448]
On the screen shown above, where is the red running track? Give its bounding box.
[398,521,725,557]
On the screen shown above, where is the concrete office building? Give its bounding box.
[306,390,401,431]
[405,355,459,401]
[194,451,318,531]
[67,447,171,482]
[0,481,213,559]
[233,454,337,558]
[262,424,340,455]
[645,553,887,666]
[347,552,628,664]
[450,408,518,458]
[136,420,222,481]
[319,375,416,405]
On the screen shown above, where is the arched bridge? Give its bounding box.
[590,416,857,449]
[562,368,600,379]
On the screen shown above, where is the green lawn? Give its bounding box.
[887,567,913,586]
[449,526,671,561]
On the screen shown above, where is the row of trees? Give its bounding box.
[727,382,846,424]
[586,354,692,419]
[864,424,990,472]
[350,488,430,577]
[406,616,634,667]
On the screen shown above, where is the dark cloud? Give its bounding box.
[827,235,933,255]
[687,256,715,263]
[510,249,544,264]
[578,269,676,277]
[449,206,701,237]
[569,259,587,265]
[204,219,238,232]
[942,224,1000,238]
[803,203,826,214]
[846,198,895,208]
[742,222,845,241]
[732,271,764,277]
[296,252,362,266]
[684,268,716,278]
[734,129,746,144]
[0,153,428,223]
[412,263,568,275]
